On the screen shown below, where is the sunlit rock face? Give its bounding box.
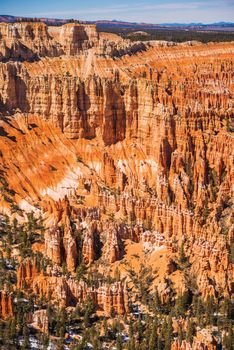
[0,21,233,328]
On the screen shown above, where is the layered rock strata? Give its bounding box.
[0,22,233,320]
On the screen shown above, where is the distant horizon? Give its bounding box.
[1,1,234,24]
[1,14,234,26]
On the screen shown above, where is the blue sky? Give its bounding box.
[1,0,234,23]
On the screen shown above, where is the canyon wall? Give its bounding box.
[0,22,233,322]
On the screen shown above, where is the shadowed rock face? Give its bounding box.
[0,22,233,332]
[0,22,99,60]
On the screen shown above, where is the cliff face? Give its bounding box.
[16,259,129,316]
[0,22,233,346]
[0,291,13,319]
[0,42,233,142]
[0,22,99,60]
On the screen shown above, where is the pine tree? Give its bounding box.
[110,306,115,318]
[175,290,192,316]
[153,289,161,314]
[103,318,108,338]
[127,337,136,350]
[76,263,88,281]
[116,333,122,350]
[186,319,196,345]
[22,324,30,350]
[193,295,204,325]
[137,319,144,342]
[223,323,234,350]
[179,242,187,265]
[0,321,4,342]
[149,319,158,350]
[144,315,151,346]
[178,326,184,345]
[10,318,17,345]
[157,334,163,350]
[42,334,49,350]
[205,295,216,325]
[93,336,101,350]
[129,317,134,338]
[164,316,173,350]
[84,308,90,328]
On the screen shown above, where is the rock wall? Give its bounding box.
[0,291,13,319]
[0,22,233,310]
[0,22,99,60]
[16,259,129,316]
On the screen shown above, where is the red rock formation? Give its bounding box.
[30,273,129,316]
[68,279,129,315]
[101,225,122,263]
[0,22,99,61]
[17,257,41,289]
[32,309,49,334]
[172,329,218,350]
[63,217,78,272]
[0,291,13,319]
[44,227,62,265]
[0,21,233,324]
[82,221,99,264]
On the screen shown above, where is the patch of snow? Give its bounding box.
[89,161,102,173]
[19,336,41,349]
[13,297,29,303]
[117,159,127,174]
[81,221,89,229]
[143,242,166,253]
[18,199,39,214]
[145,159,158,172]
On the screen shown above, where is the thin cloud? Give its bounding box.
[21,1,234,22]
[23,2,219,17]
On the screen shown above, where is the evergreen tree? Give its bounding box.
[103,318,108,338]
[179,242,187,266]
[76,263,88,281]
[143,315,151,348]
[223,322,234,350]
[186,319,196,345]
[129,317,134,338]
[157,334,164,350]
[84,308,90,328]
[193,295,204,324]
[92,336,101,350]
[10,318,17,345]
[127,337,136,350]
[175,291,192,316]
[136,319,144,342]
[149,319,158,350]
[0,321,4,342]
[205,295,216,325]
[22,323,30,350]
[153,289,161,314]
[110,306,116,318]
[178,326,184,345]
[163,316,173,350]
[116,333,122,350]
[56,308,66,338]
[76,339,87,350]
